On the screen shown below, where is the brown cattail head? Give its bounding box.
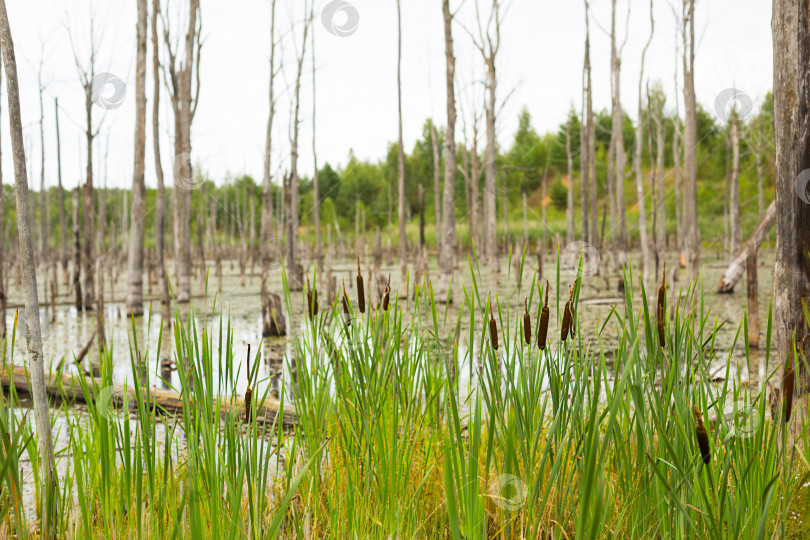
[382,274,391,312]
[306,276,314,321]
[356,254,366,314]
[561,284,575,342]
[693,406,711,464]
[657,303,666,348]
[313,288,319,317]
[488,295,499,351]
[342,280,351,325]
[784,364,795,423]
[523,298,532,345]
[538,280,549,350]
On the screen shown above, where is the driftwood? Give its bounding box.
[1,365,295,427]
[717,200,776,293]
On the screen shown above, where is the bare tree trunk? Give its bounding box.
[682,0,700,280]
[475,1,502,270]
[261,0,277,336]
[772,0,810,402]
[633,0,654,286]
[397,0,407,284]
[439,0,457,295]
[38,63,47,262]
[126,0,147,316]
[82,79,95,308]
[287,4,310,291]
[54,98,67,286]
[579,10,590,244]
[729,110,740,256]
[610,0,629,259]
[152,0,169,326]
[432,122,442,254]
[0,4,58,533]
[584,0,597,245]
[0,56,4,338]
[72,188,82,309]
[311,12,321,271]
[566,116,575,244]
[651,87,666,261]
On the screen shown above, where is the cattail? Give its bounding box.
[342,280,351,325]
[245,344,253,422]
[784,363,795,423]
[523,298,532,345]
[306,276,314,321]
[657,263,666,348]
[488,295,499,351]
[561,283,575,342]
[382,274,391,312]
[657,303,666,348]
[313,287,319,317]
[693,406,711,465]
[537,281,549,351]
[356,254,366,314]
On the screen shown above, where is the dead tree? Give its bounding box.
[565,110,575,244]
[681,0,700,280]
[261,0,278,336]
[583,0,597,245]
[773,0,810,421]
[717,200,775,293]
[432,121,442,254]
[0,51,4,338]
[163,0,202,303]
[286,1,311,291]
[54,98,68,286]
[608,0,630,259]
[397,0,407,284]
[729,108,741,257]
[649,82,666,270]
[438,0,457,299]
[152,0,170,325]
[125,0,148,316]
[468,0,504,270]
[67,7,107,310]
[37,57,48,263]
[0,1,58,533]
[311,7,322,271]
[632,0,654,286]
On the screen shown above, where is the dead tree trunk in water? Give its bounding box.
[609,0,629,260]
[431,121,442,255]
[396,0,407,285]
[125,0,147,316]
[438,0,457,300]
[152,0,169,326]
[0,2,58,532]
[0,55,4,338]
[565,111,575,244]
[163,0,201,303]
[72,188,82,309]
[772,0,810,406]
[54,98,67,286]
[729,109,741,256]
[286,3,310,291]
[584,0,597,245]
[681,0,700,280]
[311,11,322,271]
[261,0,278,336]
[632,0,654,287]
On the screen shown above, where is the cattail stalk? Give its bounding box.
[306,276,315,321]
[488,294,499,351]
[561,282,576,342]
[693,406,711,464]
[382,274,391,312]
[245,344,253,422]
[356,254,365,314]
[523,298,531,345]
[657,263,666,348]
[537,280,549,351]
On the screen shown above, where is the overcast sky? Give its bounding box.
[3,0,772,191]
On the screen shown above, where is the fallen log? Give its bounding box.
[1,365,296,427]
[717,200,776,293]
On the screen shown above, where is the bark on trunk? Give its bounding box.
[0,3,58,533]
[633,0,654,286]
[584,1,597,245]
[432,122,442,254]
[54,98,67,285]
[397,0,407,283]
[682,0,700,280]
[261,0,277,336]
[609,0,627,258]
[566,118,575,244]
[152,0,169,326]
[729,111,740,256]
[772,0,810,400]
[439,0,457,293]
[72,188,82,309]
[82,79,95,309]
[311,13,321,270]
[125,0,148,316]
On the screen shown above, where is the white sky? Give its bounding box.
[2,0,772,191]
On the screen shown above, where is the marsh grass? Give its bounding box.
[0,250,808,538]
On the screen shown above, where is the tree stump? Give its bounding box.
[263,292,286,337]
